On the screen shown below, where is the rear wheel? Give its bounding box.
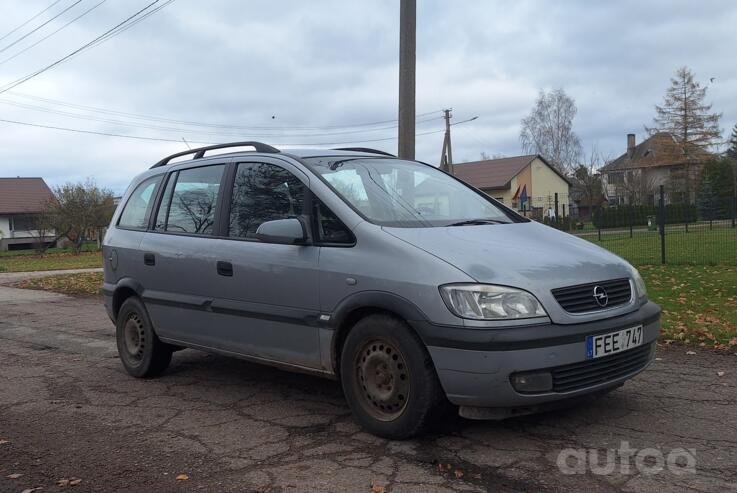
[116,297,172,378]
[340,314,447,439]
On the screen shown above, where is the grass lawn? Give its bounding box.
[15,271,104,296]
[0,251,103,272]
[576,226,737,265]
[641,265,737,349]
[14,266,736,351]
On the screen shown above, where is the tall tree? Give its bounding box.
[727,123,737,160]
[519,88,582,173]
[647,67,722,201]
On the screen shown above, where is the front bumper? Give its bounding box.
[411,301,660,410]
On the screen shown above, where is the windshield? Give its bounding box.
[305,157,518,227]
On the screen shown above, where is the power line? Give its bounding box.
[0,98,443,137]
[0,0,83,56]
[0,0,171,94]
[7,91,444,130]
[0,0,108,67]
[0,116,465,146]
[0,0,64,43]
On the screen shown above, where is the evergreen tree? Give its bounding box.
[647,67,722,201]
[727,123,737,160]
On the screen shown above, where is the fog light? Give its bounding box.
[510,371,553,393]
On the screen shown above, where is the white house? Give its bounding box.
[0,177,57,251]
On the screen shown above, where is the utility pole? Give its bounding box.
[398,0,415,160]
[440,108,453,174]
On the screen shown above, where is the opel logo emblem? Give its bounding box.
[593,286,609,307]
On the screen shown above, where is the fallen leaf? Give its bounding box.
[70,479,82,486]
[717,371,725,377]
[454,468,464,479]
[7,473,22,479]
[57,478,70,486]
[370,481,386,493]
[21,489,41,493]
[176,474,189,481]
[686,351,696,355]
[0,439,9,445]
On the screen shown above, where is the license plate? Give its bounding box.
[586,326,643,359]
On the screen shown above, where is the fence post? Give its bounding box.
[554,193,559,228]
[597,207,602,242]
[659,185,666,264]
[732,196,736,228]
[709,197,714,230]
[629,208,633,238]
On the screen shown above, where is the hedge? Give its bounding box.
[592,204,699,229]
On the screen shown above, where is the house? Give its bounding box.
[0,177,57,251]
[600,132,713,205]
[450,154,571,216]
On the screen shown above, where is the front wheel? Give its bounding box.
[340,314,448,439]
[116,297,172,378]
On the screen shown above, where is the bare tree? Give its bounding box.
[647,66,722,201]
[520,88,583,173]
[571,147,605,216]
[616,170,658,206]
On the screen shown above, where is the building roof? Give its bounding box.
[452,154,571,189]
[601,132,713,172]
[0,177,54,214]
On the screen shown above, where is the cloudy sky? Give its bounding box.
[0,0,735,193]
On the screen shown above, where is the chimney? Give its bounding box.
[627,133,636,154]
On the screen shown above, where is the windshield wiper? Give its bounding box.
[446,219,510,227]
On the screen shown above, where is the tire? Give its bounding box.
[116,297,172,378]
[340,314,448,439]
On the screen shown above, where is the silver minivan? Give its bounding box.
[103,142,660,439]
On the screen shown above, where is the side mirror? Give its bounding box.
[254,218,307,245]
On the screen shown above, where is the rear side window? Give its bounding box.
[160,165,225,235]
[118,175,162,229]
[228,162,305,239]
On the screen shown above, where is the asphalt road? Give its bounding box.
[0,281,735,492]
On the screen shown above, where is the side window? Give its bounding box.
[118,175,162,229]
[313,198,353,244]
[229,162,305,239]
[154,172,177,230]
[163,165,225,235]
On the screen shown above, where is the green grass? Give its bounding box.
[575,226,737,265]
[0,242,98,257]
[641,265,737,349]
[0,251,102,272]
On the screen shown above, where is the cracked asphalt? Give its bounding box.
[0,282,735,492]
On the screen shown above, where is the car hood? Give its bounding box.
[383,221,637,324]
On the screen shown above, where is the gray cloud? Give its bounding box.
[0,0,734,193]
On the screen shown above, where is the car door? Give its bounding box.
[138,161,230,347]
[205,158,322,369]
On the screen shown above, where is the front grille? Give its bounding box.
[550,344,652,393]
[552,278,632,313]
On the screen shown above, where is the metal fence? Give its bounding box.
[541,187,737,266]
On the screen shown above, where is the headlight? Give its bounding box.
[632,268,648,300]
[439,284,547,320]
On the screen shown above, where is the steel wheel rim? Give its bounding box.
[354,338,410,421]
[123,314,146,364]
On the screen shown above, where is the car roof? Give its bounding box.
[149,142,396,170]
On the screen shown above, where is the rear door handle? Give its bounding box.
[216,261,233,277]
[143,253,155,266]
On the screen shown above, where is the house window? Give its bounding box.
[11,214,36,231]
[608,172,624,185]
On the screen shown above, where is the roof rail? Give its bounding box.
[332,147,395,157]
[151,141,280,168]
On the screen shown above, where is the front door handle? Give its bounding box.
[143,253,155,266]
[216,261,233,277]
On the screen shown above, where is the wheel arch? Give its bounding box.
[111,277,145,319]
[329,291,430,376]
